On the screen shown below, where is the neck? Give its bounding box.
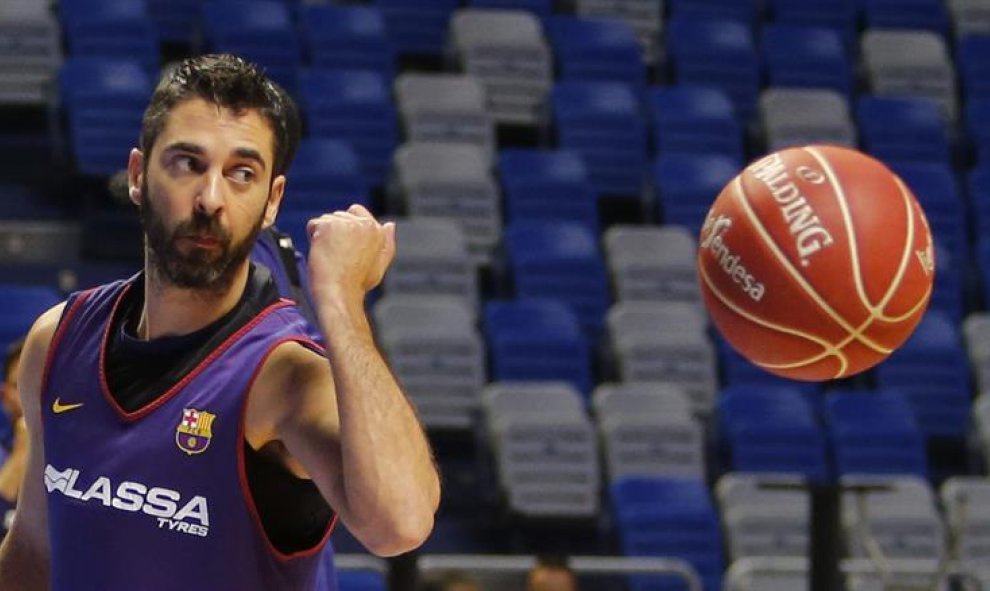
[137,259,250,340]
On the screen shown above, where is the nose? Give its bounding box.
[194,169,224,217]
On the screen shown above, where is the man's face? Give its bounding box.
[131,98,286,294]
[2,354,21,421]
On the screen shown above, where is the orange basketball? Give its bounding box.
[696,145,935,381]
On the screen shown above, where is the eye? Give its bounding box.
[172,155,201,173]
[228,167,256,184]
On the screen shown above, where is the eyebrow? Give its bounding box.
[161,142,268,171]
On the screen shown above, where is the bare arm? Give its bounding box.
[247,206,439,557]
[0,419,27,502]
[0,303,64,590]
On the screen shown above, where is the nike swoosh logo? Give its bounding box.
[52,398,84,414]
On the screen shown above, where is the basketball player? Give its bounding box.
[0,54,440,590]
[0,339,26,537]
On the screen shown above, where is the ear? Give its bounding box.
[263,175,286,228]
[127,148,145,207]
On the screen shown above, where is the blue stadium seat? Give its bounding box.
[373,0,459,56]
[652,153,739,236]
[57,57,152,176]
[285,139,370,213]
[300,5,396,78]
[497,149,599,232]
[667,0,757,24]
[146,0,202,44]
[959,35,990,100]
[648,86,744,161]
[202,0,301,95]
[59,0,160,74]
[610,477,724,591]
[767,0,859,50]
[862,0,950,36]
[966,97,990,164]
[503,221,610,339]
[547,16,646,96]
[971,166,990,239]
[666,16,761,121]
[874,311,972,438]
[551,81,648,197]
[298,69,398,188]
[888,161,967,268]
[762,24,853,97]
[716,341,824,397]
[336,570,385,591]
[825,390,928,478]
[468,0,552,22]
[927,242,965,324]
[857,96,951,164]
[718,385,830,483]
[484,299,593,396]
[0,285,62,351]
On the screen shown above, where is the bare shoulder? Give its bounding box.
[245,339,335,445]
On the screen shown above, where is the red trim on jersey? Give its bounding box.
[39,290,93,433]
[236,336,336,562]
[97,283,297,422]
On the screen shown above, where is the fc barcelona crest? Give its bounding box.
[175,408,216,455]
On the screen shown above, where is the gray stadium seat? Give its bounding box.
[385,217,478,310]
[606,301,717,413]
[574,0,664,64]
[0,0,60,105]
[948,0,990,38]
[372,295,485,430]
[482,382,600,517]
[842,557,949,591]
[394,73,495,162]
[963,313,990,393]
[390,142,502,265]
[760,88,856,151]
[724,557,808,591]
[861,29,958,121]
[940,476,990,586]
[716,473,809,561]
[447,9,553,125]
[603,225,702,305]
[973,394,990,472]
[593,382,704,480]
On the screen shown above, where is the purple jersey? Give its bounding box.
[41,278,335,591]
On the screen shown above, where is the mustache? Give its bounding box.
[173,212,231,242]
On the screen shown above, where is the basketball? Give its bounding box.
[696,145,935,381]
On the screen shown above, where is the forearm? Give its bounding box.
[317,294,440,552]
[0,527,50,591]
[0,453,26,502]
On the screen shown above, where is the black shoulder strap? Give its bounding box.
[270,229,320,327]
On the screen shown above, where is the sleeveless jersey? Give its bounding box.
[41,277,334,591]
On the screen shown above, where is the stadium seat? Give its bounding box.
[300,5,395,78]
[716,341,824,398]
[874,311,972,438]
[766,0,858,50]
[468,0,552,21]
[390,142,501,264]
[57,57,152,176]
[964,312,990,393]
[888,161,967,271]
[966,97,990,164]
[497,149,599,232]
[59,0,159,74]
[502,221,610,338]
[372,294,484,430]
[666,16,761,121]
[857,95,951,164]
[606,301,717,413]
[948,0,990,37]
[551,80,648,197]
[760,88,856,151]
[547,16,646,96]
[448,9,552,125]
[862,29,958,120]
[825,390,929,478]
[384,217,477,310]
[482,382,600,518]
[285,138,370,213]
[862,0,950,36]
[718,385,829,483]
[647,85,744,161]
[667,0,756,23]
[394,73,494,161]
[652,153,739,235]
[941,477,990,585]
[762,24,853,97]
[145,0,200,44]
[723,557,808,591]
[716,473,809,560]
[484,299,593,396]
[594,382,705,481]
[959,35,990,101]
[573,0,663,64]
[201,0,301,95]
[603,224,702,305]
[374,0,458,56]
[299,68,398,188]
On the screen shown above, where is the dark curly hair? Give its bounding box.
[140,54,301,178]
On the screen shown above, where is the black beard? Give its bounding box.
[138,180,264,296]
